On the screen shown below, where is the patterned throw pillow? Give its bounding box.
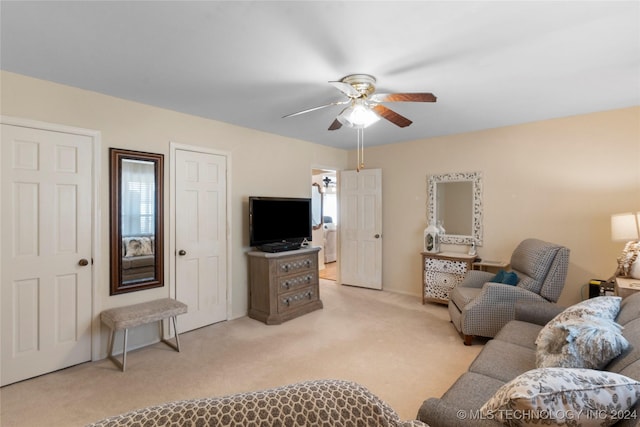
[480,368,640,427]
[536,316,629,369]
[535,296,626,369]
[552,296,622,322]
[124,237,153,257]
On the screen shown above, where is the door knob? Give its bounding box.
[178,250,186,256]
[78,258,89,266]
[374,234,380,239]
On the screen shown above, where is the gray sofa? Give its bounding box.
[418,292,640,427]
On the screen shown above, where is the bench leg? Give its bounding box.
[160,316,181,352]
[107,328,128,372]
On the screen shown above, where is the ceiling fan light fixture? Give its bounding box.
[337,100,380,129]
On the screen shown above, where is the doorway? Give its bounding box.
[312,169,338,282]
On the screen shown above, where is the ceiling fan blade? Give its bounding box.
[370,92,437,103]
[329,81,361,98]
[328,118,342,131]
[371,104,413,128]
[283,100,350,118]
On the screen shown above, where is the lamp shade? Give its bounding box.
[611,212,640,241]
[337,100,380,129]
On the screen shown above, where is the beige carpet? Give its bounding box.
[0,280,482,426]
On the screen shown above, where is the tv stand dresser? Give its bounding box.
[247,246,322,324]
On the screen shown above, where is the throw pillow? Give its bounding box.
[535,296,622,348]
[501,271,519,286]
[557,295,622,321]
[480,368,640,427]
[124,237,153,257]
[536,316,629,369]
[489,269,519,286]
[490,269,506,283]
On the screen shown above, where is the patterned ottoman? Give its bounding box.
[87,379,429,426]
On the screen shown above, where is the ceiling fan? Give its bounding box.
[283,74,437,130]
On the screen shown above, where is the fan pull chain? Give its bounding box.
[357,128,365,172]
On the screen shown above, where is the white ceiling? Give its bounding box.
[1,1,639,149]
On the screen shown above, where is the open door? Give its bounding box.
[339,168,382,289]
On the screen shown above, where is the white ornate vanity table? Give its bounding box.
[422,171,483,304]
[422,252,477,304]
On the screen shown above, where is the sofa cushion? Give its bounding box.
[607,318,640,376]
[480,368,640,427]
[469,340,536,383]
[618,292,640,326]
[441,372,506,410]
[536,315,629,369]
[493,320,542,350]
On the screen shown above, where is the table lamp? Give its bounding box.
[611,212,640,279]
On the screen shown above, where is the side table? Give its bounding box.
[615,277,640,299]
[472,260,509,273]
[421,252,477,304]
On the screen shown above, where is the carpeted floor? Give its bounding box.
[0,280,482,426]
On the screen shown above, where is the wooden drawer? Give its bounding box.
[424,258,468,275]
[278,272,317,294]
[278,287,316,313]
[276,255,315,277]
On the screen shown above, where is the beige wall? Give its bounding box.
[2,69,638,352]
[348,106,640,306]
[0,71,348,354]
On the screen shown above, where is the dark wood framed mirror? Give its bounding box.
[110,148,164,295]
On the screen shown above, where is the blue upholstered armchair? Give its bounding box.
[448,238,570,345]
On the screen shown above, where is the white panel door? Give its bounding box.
[1,124,93,386]
[175,149,227,332]
[339,168,382,289]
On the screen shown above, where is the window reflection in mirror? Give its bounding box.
[110,148,164,295]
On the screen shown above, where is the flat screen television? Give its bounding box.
[249,196,312,247]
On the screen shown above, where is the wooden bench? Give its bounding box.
[100,298,188,371]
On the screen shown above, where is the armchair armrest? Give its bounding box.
[458,270,495,289]
[514,300,565,325]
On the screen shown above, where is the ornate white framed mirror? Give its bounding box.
[427,171,483,246]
